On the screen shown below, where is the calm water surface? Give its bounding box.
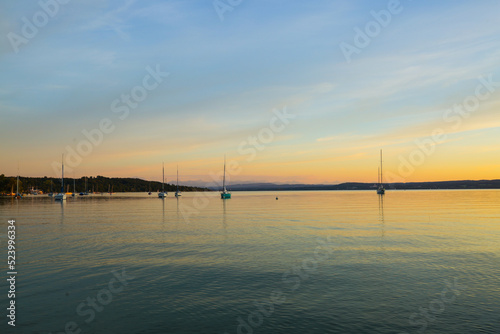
[0,190,499,333]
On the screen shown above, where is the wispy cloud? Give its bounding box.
[1,0,499,182]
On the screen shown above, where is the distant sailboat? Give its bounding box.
[175,165,182,198]
[15,172,21,199]
[221,156,231,199]
[158,162,167,198]
[80,176,89,196]
[54,155,67,201]
[377,150,385,195]
[48,180,54,197]
[72,178,76,197]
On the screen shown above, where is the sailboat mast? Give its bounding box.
[61,154,64,193]
[380,150,383,185]
[177,165,179,191]
[162,162,165,192]
[223,155,226,191]
[17,163,19,195]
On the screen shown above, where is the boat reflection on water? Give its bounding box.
[378,193,385,246]
[222,198,227,232]
[58,198,66,224]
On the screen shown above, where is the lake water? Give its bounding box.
[1,190,499,334]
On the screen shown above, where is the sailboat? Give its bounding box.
[15,173,21,199]
[158,162,167,198]
[72,178,76,197]
[80,176,89,196]
[175,165,182,198]
[221,156,231,199]
[377,150,385,195]
[54,155,67,201]
[48,180,54,197]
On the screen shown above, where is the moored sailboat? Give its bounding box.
[48,180,54,197]
[80,176,89,196]
[158,162,167,198]
[377,150,385,195]
[221,156,231,199]
[15,173,22,199]
[54,155,67,201]
[175,165,181,198]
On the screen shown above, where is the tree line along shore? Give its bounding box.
[0,174,210,195]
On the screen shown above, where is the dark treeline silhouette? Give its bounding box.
[0,174,209,194]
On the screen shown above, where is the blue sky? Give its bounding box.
[1,0,499,184]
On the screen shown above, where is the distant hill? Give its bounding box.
[0,174,210,195]
[3,175,499,195]
[219,180,500,191]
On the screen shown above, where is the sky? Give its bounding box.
[1,0,499,186]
